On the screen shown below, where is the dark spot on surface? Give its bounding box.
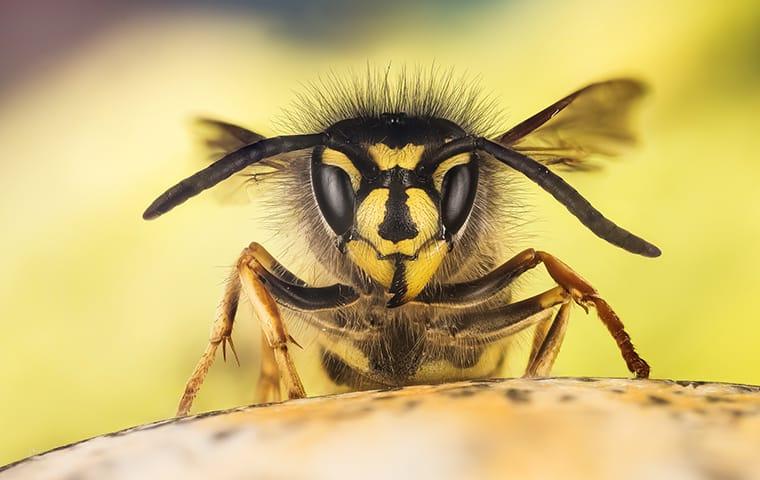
[329,405,375,421]
[610,389,625,394]
[575,377,599,383]
[693,408,707,416]
[505,388,532,404]
[446,387,480,398]
[403,399,421,411]
[559,394,575,402]
[212,428,241,442]
[728,409,749,419]
[705,395,734,404]
[647,395,671,406]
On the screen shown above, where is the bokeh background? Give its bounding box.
[1,0,758,466]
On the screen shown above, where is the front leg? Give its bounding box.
[176,242,360,416]
[419,248,650,378]
[237,249,306,400]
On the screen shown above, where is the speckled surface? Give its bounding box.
[3,378,759,480]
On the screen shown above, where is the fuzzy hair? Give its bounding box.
[275,65,505,138]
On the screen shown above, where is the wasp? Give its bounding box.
[143,70,660,416]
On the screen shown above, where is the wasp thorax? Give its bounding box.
[310,116,479,307]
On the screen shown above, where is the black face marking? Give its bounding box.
[378,169,419,242]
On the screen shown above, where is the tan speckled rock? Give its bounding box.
[2,378,759,480]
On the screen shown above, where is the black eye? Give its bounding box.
[441,161,478,235]
[312,161,356,235]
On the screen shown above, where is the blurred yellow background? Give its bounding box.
[1,0,759,466]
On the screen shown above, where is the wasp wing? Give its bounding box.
[192,117,274,205]
[496,79,646,171]
[195,117,265,151]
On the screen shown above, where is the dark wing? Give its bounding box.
[191,117,272,205]
[195,117,265,152]
[496,79,647,171]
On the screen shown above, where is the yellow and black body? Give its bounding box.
[143,71,660,412]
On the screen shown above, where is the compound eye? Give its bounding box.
[441,161,478,235]
[312,162,356,235]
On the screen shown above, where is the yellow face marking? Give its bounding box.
[354,188,439,257]
[322,147,361,190]
[432,153,471,191]
[346,239,394,287]
[398,239,448,303]
[405,188,439,247]
[349,184,445,299]
[367,144,425,170]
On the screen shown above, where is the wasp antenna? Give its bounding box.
[473,137,661,258]
[143,133,326,220]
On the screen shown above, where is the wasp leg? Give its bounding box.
[418,248,650,378]
[177,272,241,417]
[238,242,360,400]
[535,250,650,378]
[528,315,553,368]
[525,302,572,377]
[177,242,359,416]
[238,246,306,401]
[254,334,282,403]
[429,287,570,346]
[416,249,540,307]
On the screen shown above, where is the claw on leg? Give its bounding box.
[221,335,241,367]
[176,274,241,417]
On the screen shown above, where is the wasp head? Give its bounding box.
[311,114,479,307]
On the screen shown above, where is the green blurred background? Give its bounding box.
[1,0,759,465]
